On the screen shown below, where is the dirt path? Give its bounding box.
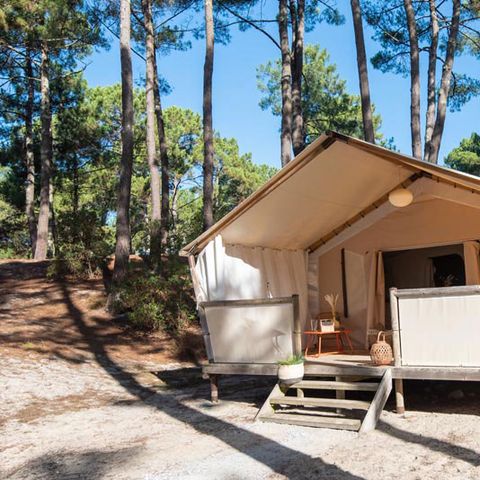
[2,260,480,479]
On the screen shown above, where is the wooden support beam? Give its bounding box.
[308,173,422,252]
[359,369,393,433]
[292,294,302,356]
[335,375,345,414]
[389,288,402,369]
[210,374,219,403]
[199,296,295,308]
[255,383,285,421]
[394,378,405,414]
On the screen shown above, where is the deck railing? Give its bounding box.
[390,285,480,367]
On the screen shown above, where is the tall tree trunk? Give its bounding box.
[34,41,52,260]
[203,0,215,231]
[290,0,305,155]
[423,0,439,162]
[403,0,422,159]
[48,178,57,256]
[171,178,180,229]
[278,0,293,167]
[113,0,135,283]
[142,0,162,267]
[427,0,461,164]
[152,47,170,268]
[350,0,375,144]
[24,46,36,255]
[72,153,80,241]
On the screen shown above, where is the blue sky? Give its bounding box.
[84,0,479,169]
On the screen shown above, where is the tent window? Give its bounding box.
[432,254,465,287]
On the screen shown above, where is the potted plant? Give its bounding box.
[277,354,305,385]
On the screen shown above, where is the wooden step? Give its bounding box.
[289,380,379,392]
[260,412,361,431]
[270,396,371,410]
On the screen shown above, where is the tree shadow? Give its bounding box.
[59,282,364,480]
[377,419,480,467]
[5,447,140,480]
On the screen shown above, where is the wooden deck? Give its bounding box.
[202,352,480,381]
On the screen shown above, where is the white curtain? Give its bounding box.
[366,250,385,333]
[344,250,368,348]
[464,241,480,285]
[194,235,309,326]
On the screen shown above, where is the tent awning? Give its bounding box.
[180,132,480,256]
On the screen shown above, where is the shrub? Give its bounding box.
[47,240,110,279]
[113,264,196,333]
[47,206,114,279]
[0,197,30,258]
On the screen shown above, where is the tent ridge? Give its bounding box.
[181,131,480,257]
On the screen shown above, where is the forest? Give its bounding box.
[1,0,480,331]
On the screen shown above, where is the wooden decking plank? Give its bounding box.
[289,380,379,391]
[304,364,387,377]
[270,396,370,410]
[259,412,361,431]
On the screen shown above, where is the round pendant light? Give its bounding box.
[388,187,413,208]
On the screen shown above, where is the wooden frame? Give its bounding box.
[340,248,349,318]
[308,173,422,252]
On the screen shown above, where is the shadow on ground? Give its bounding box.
[0,259,204,366]
[6,447,140,480]
[59,282,366,479]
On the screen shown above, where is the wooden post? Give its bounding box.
[394,378,405,414]
[341,248,349,318]
[390,287,405,414]
[389,288,401,368]
[292,294,302,356]
[335,375,345,414]
[210,374,219,403]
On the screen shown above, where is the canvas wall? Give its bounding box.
[193,235,309,328]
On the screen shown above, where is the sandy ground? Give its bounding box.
[2,354,480,480]
[2,260,480,479]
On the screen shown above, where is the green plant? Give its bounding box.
[47,240,110,280]
[46,206,114,279]
[277,354,305,366]
[113,263,196,333]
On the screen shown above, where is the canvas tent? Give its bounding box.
[181,132,480,365]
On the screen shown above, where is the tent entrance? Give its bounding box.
[383,244,466,328]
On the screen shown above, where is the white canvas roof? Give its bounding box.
[180,132,480,256]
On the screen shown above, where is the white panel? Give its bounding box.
[398,294,480,366]
[205,304,294,363]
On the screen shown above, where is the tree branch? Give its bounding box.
[217,1,281,50]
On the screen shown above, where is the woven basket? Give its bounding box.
[370,331,393,366]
